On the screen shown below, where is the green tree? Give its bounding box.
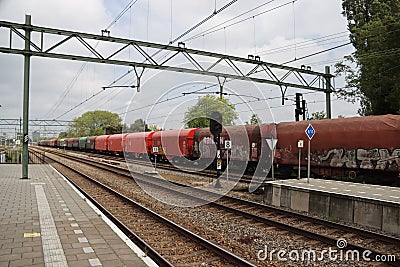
[309,111,327,120]
[148,124,160,131]
[249,114,261,125]
[336,0,400,115]
[125,119,149,132]
[183,95,238,128]
[68,110,122,137]
[58,132,68,138]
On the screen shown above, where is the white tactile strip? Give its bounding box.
[35,184,68,267]
[50,165,158,267]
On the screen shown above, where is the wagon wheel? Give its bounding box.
[348,170,357,180]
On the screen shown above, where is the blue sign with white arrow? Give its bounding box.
[305,124,315,140]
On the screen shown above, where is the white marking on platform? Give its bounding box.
[59,200,64,203]
[390,196,399,199]
[62,208,69,211]
[344,189,351,192]
[35,185,68,267]
[65,213,72,216]
[373,194,382,196]
[68,217,75,221]
[358,191,366,194]
[74,230,83,234]
[83,247,94,253]
[89,258,102,266]
[78,237,88,243]
[331,188,338,190]
[71,223,79,227]
[50,165,159,267]
[61,204,67,207]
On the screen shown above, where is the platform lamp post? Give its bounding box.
[22,14,31,179]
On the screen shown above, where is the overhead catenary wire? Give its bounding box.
[184,0,295,42]
[169,0,238,45]
[47,0,142,119]
[56,1,239,119]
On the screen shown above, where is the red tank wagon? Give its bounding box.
[193,125,261,167]
[108,134,128,155]
[125,132,155,158]
[269,115,400,183]
[151,128,198,161]
[95,135,110,153]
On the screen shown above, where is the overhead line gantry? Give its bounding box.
[0,15,334,178]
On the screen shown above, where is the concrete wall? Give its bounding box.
[264,183,400,235]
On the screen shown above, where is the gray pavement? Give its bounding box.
[272,178,400,204]
[0,164,154,267]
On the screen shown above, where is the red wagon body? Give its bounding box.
[125,132,155,158]
[108,134,128,155]
[151,129,198,161]
[95,135,110,152]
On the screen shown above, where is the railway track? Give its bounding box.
[35,146,262,184]
[44,153,255,266]
[32,147,400,266]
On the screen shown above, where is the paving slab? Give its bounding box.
[0,164,156,267]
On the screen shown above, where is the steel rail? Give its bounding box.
[35,147,400,266]
[42,150,256,267]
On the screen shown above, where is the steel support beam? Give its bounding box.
[22,14,31,179]
[0,119,72,127]
[0,18,334,92]
[325,66,332,119]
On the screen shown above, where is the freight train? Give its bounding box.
[39,115,400,185]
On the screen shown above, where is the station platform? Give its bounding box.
[264,178,400,235]
[0,164,155,267]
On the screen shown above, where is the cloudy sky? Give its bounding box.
[0,0,357,136]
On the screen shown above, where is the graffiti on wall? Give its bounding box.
[317,148,400,171]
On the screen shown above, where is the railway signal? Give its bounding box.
[295,93,306,121]
[210,112,222,188]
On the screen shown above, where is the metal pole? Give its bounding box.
[307,139,311,183]
[298,148,301,179]
[325,66,332,119]
[226,148,229,181]
[271,147,274,180]
[215,134,221,188]
[22,14,31,179]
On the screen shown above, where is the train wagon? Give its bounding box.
[193,125,261,169]
[108,134,128,155]
[48,139,58,147]
[57,138,66,148]
[125,131,155,158]
[65,138,79,149]
[95,135,110,153]
[71,137,79,150]
[79,137,88,151]
[267,115,400,183]
[151,128,198,162]
[86,136,96,151]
